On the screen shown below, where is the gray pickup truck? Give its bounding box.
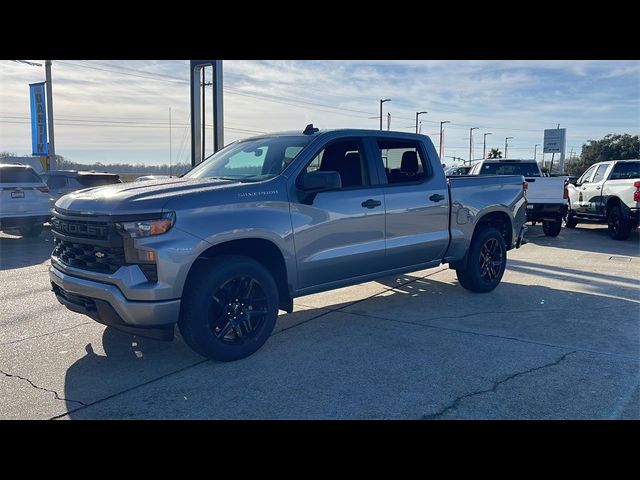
[50,127,527,361]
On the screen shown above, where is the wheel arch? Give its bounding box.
[183,238,293,313]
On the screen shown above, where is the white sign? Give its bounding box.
[543,128,566,154]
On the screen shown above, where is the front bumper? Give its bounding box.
[50,265,180,340]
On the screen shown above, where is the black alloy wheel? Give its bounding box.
[209,275,268,344]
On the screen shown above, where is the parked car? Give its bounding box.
[50,127,527,361]
[40,170,121,202]
[468,159,568,237]
[566,159,639,240]
[0,163,51,237]
[445,166,471,176]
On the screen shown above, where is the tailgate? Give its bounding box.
[0,183,50,216]
[525,177,567,204]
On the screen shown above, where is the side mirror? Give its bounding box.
[298,170,342,192]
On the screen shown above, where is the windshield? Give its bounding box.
[184,136,313,182]
[478,162,541,177]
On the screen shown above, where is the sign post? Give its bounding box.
[29,82,48,168]
[543,128,567,174]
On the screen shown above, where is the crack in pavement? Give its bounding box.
[339,307,637,361]
[421,350,578,419]
[0,368,87,406]
[0,322,94,346]
[49,359,210,420]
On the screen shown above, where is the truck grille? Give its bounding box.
[51,217,110,240]
[53,237,125,274]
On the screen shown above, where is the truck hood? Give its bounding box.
[55,177,239,215]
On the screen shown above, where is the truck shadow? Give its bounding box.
[62,268,640,418]
[525,224,639,257]
[0,228,54,270]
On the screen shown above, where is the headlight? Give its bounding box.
[117,211,175,238]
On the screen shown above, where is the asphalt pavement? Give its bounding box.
[0,224,638,419]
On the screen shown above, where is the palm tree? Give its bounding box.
[487,148,503,159]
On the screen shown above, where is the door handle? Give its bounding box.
[429,194,445,202]
[361,199,382,209]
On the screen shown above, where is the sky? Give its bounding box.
[1,60,639,167]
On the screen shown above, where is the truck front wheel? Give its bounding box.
[542,220,562,237]
[178,255,279,361]
[455,227,507,293]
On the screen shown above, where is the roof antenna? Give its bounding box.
[303,123,319,135]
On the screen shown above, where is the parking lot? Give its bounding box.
[0,224,638,419]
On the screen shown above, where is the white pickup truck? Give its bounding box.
[469,159,568,237]
[566,159,639,240]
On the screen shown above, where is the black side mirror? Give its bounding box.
[298,170,342,192]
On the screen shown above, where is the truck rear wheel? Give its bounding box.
[455,227,507,293]
[607,206,632,240]
[178,255,279,361]
[542,220,562,237]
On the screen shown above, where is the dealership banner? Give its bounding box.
[29,82,48,155]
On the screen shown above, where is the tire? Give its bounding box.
[564,211,578,229]
[542,220,562,237]
[455,227,507,293]
[607,206,632,240]
[18,223,43,237]
[178,255,279,361]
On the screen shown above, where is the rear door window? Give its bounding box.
[375,139,429,185]
[609,161,639,180]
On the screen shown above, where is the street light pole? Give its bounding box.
[415,111,427,134]
[469,127,479,164]
[379,99,391,131]
[439,121,450,160]
[505,136,514,159]
[483,132,492,159]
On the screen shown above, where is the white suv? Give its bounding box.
[0,164,52,237]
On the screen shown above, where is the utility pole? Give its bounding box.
[439,121,450,160]
[169,107,172,177]
[505,136,514,159]
[379,99,391,131]
[483,132,492,159]
[534,143,540,163]
[469,127,478,163]
[45,60,56,170]
[415,111,427,134]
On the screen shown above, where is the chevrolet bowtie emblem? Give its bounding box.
[95,251,106,258]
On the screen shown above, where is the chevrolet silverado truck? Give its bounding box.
[50,127,527,361]
[566,159,639,240]
[469,159,568,237]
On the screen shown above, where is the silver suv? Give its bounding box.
[40,170,121,202]
[0,163,51,237]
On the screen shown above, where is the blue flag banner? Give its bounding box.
[29,82,48,155]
